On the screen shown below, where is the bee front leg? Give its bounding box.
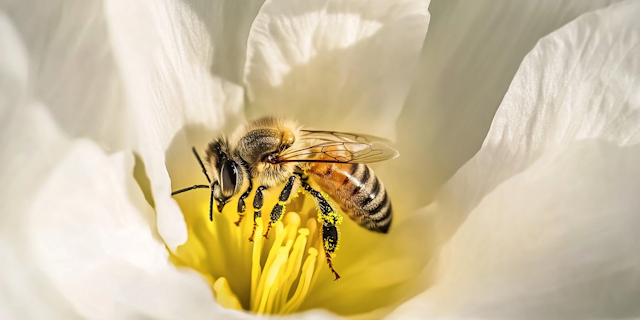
[263,175,298,239]
[235,179,253,226]
[300,180,342,280]
[249,185,268,242]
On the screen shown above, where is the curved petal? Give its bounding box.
[1,0,130,149]
[392,141,640,319]
[0,10,27,120]
[387,0,622,211]
[182,0,265,84]
[0,12,235,318]
[103,0,244,248]
[434,0,640,241]
[0,108,80,318]
[1,0,245,248]
[30,142,221,319]
[0,16,75,318]
[1,0,245,149]
[243,0,430,139]
[0,103,225,319]
[391,0,640,318]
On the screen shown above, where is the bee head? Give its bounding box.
[205,138,248,212]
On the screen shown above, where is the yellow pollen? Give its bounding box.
[171,188,329,315]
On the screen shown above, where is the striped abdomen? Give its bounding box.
[307,163,392,233]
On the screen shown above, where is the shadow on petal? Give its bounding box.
[244,0,429,140]
[387,0,622,213]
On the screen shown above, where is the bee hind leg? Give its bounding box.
[300,180,342,280]
[322,224,341,281]
[235,180,253,226]
[249,185,267,241]
[264,175,298,239]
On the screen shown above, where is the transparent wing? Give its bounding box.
[275,130,399,164]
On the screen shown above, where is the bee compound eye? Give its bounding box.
[219,160,238,197]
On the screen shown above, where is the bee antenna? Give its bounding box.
[171,184,209,196]
[170,147,212,196]
[192,147,211,183]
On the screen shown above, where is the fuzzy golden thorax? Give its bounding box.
[230,117,303,188]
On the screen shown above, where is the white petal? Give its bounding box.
[30,142,219,319]
[392,141,640,319]
[2,0,130,149]
[438,0,640,238]
[0,16,75,317]
[243,0,430,139]
[391,1,640,318]
[0,107,79,318]
[0,10,27,119]
[189,0,266,83]
[387,0,621,211]
[0,15,225,316]
[102,0,246,249]
[2,0,245,248]
[0,102,227,319]
[2,0,243,149]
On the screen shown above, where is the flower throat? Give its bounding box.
[170,185,334,314]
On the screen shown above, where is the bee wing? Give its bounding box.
[276,130,399,164]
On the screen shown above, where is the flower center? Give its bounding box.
[171,185,330,314]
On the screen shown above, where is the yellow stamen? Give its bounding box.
[172,183,331,315]
[164,165,419,317]
[257,247,288,314]
[275,228,309,310]
[280,248,318,314]
[213,277,243,310]
[250,219,264,305]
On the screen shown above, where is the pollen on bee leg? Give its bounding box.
[264,201,287,239]
[321,224,341,280]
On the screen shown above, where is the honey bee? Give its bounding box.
[172,117,398,280]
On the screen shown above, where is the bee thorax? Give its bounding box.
[237,128,281,164]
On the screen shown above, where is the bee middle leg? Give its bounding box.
[249,185,268,242]
[235,179,253,226]
[263,175,298,239]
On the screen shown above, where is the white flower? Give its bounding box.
[1,0,639,319]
